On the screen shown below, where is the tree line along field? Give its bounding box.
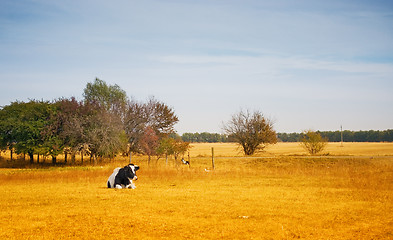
[180,130,393,143]
[1,142,393,239]
[2,142,393,166]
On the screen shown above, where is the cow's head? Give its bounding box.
[124,164,139,181]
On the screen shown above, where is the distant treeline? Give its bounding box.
[181,132,229,143]
[181,130,393,143]
[278,130,393,142]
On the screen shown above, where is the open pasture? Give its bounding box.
[189,142,393,157]
[1,143,393,239]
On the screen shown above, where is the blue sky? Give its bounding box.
[1,0,392,133]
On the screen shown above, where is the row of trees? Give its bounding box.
[180,130,393,143]
[0,78,189,164]
[277,129,393,142]
[181,132,228,143]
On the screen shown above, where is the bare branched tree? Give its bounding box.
[223,109,277,155]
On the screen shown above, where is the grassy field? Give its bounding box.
[189,142,393,157]
[1,143,392,239]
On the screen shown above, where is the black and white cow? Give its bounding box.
[107,164,139,189]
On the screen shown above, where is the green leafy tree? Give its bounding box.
[54,98,86,164]
[157,137,190,164]
[40,102,64,164]
[172,139,190,161]
[83,79,129,163]
[300,130,328,155]
[0,100,57,163]
[0,103,19,159]
[83,78,128,116]
[157,137,176,164]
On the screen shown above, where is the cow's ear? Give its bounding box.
[134,165,140,171]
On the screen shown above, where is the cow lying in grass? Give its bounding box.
[107,164,139,189]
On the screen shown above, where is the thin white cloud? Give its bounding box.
[156,54,393,77]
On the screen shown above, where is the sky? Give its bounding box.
[1,0,392,134]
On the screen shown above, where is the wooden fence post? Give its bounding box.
[211,147,215,170]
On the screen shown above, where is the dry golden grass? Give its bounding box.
[1,143,393,239]
[190,142,393,157]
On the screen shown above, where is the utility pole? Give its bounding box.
[340,125,343,147]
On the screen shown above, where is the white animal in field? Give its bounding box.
[181,158,190,165]
[107,164,139,189]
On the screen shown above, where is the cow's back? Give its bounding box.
[107,168,121,188]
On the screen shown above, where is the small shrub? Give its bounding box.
[300,130,328,155]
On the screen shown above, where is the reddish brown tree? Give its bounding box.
[139,126,159,163]
[124,97,179,160]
